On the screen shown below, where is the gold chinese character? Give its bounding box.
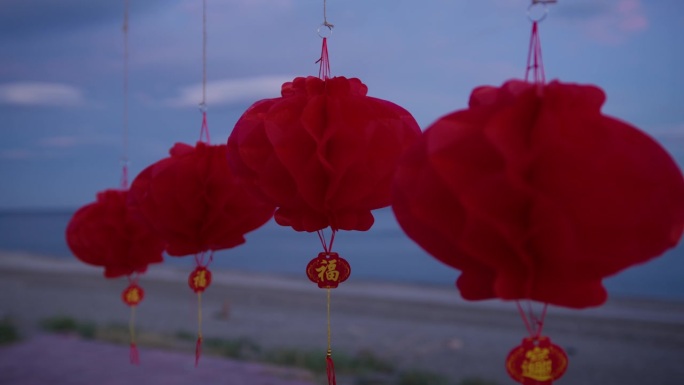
[126,288,140,304]
[194,270,208,288]
[315,260,340,282]
[522,347,552,381]
[316,261,328,281]
[325,260,339,281]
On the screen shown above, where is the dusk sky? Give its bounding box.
[0,0,682,209]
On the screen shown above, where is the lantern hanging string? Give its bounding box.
[195,292,203,366]
[129,304,139,364]
[316,0,332,79]
[198,0,211,144]
[525,21,545,84]
[121,0,130,189]
[316,228,337,254]
[516,0,553,341]
[121,0,140,365]
[194,249,214,268]
[515,301,548,338]
[317,228,338,385]
[322,0,333,29]
[326,288,336,385]
[525,0,556,83]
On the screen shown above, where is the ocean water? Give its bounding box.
[0,208,683,302]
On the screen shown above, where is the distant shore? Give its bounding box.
[2,251,684,384]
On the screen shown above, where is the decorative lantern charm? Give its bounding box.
[188,266,212,293]
[122,283,145,306]
[506,336,568,385]
[306,252,351,289]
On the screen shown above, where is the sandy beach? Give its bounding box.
[1,251,684,385]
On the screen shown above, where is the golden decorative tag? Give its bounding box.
[506,336,568,384]
[306,252,351,289]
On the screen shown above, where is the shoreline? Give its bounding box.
[2,250,684,320]
[2,251,684,384]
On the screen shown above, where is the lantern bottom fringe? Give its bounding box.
[195,336,203,367]
[129,343,140,365]
[326,355,336,385]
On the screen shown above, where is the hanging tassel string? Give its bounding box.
[195,292,203,367]
[316,227,338,385]
[129,305,140,365]
[120,0,130,189]
[325,288,336,385]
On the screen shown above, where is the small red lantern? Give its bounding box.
[306,252,351,289]
[67,189,163,365]
[66,189,164,279]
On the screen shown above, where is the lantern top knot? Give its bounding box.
[281,76,368,98]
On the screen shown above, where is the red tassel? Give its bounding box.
[129,343,140,365]
[326,354,336,385]
[195,336,203,367]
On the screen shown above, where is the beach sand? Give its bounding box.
[1,251,684,385]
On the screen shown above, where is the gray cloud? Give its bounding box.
[0,82,84,107]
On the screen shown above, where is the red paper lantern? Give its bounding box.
[129,141,274,366]
[129,141,274,256]
[392,79,684,309]
[66,189,164,278]
[227,75,422,232]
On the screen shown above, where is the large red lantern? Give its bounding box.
[66,189,164,364]
[391,9,684,385]
[227,75,421,233]
[129,141,274,365]
[227,33,421,385]
[393,79,684,309]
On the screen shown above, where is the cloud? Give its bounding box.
[165,75,294,108]
[0,82,85,107]
[557,0,648,44]
[0,149,34,160]
[38,135,117,149]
